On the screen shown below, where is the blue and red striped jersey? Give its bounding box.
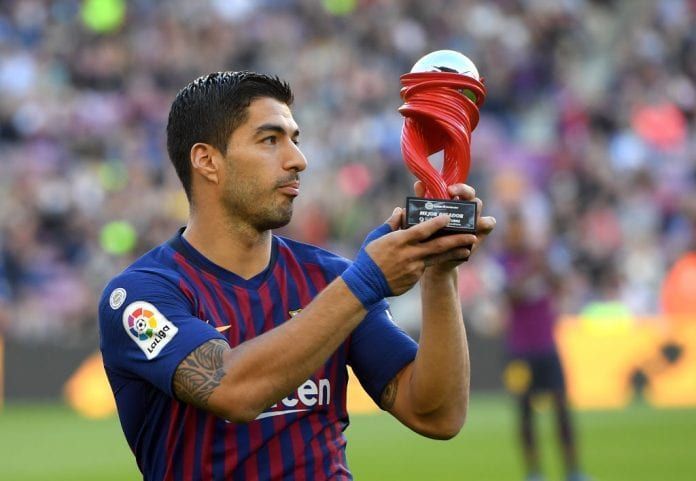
[98,229,417,481]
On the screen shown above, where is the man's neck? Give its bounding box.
[182,211,273,280]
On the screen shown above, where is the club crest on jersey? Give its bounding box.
[122,301,178,360]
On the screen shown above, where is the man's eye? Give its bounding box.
[292,138,300,145]
[263,136,277,145]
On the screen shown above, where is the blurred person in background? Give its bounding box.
[499,210,586,481]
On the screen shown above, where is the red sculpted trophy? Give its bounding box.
[399,50,487,235]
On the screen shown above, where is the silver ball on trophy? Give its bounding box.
[410,50,479,78]
[410,50,481,102]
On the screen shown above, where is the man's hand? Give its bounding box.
[363,208,477,296]
[413,180,496,270]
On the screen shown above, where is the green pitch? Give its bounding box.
[1,395,694,481]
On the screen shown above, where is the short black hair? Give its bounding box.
[166,71,294,200]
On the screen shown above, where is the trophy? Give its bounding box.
[399,50,487,235]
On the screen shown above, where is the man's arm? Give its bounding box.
[172,338,228,408]
[380,267,468,439]
[172,211,476,422]
[174,279,367,421]
[380,183,496,439]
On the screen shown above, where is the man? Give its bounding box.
[99,71,495,481]
[499,210,586,481]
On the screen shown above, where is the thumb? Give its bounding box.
[413,180,426,198]
[361,209,401,249]
[385,207,403,231]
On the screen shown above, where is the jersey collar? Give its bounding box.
[166,227,279,289]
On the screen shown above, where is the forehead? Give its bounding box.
[242,97,297,131]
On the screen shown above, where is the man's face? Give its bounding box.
[219,97,306,232]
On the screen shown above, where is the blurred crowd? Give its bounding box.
[1,0,694,344]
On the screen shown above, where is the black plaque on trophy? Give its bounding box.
[403,197,477,235]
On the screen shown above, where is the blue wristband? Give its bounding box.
[342,223,394,309]
[360,222,392,247]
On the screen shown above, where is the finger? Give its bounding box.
[474,197,483,222]
[424,247,472,266]
[403,214,451,241]
[413,180,426,198]
[417,233,477,257]
[476,216,496,235]
[385,207,403,231]
[447,183,476,200]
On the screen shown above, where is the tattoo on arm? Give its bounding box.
[380,371,401,410]
[173,339,229,408]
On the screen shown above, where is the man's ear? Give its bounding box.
[190,142,221,185]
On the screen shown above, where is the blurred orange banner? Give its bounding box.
[556,316,696,409]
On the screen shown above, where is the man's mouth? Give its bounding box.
[277,180,300,197]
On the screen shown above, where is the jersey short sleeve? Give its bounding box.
[98,270,225,397]
[348,300,418,406]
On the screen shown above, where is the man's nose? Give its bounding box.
[285,142,307,172]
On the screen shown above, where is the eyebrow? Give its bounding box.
[254,123,300,138]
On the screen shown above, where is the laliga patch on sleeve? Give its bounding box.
[122,301,179,360]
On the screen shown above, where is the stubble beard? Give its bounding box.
[222,180,294,233]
